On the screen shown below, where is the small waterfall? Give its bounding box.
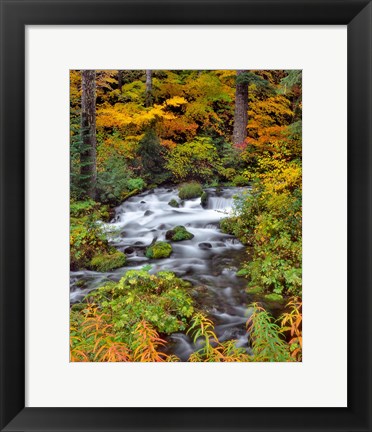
[207,196,234,212]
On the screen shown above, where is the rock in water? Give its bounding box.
[145,241,173,259]
[168,199,179,208]
[166,225,194,241]
[198,242,212,249]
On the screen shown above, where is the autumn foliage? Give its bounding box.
[70,69,302,362]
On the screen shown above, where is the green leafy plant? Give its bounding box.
[96,156,144,205]
[70,304,174,362]
[187,313,251,362]
[167,137,221,182]
[247,303,292,362]
[279,297,302,361]
[88,269,194,337]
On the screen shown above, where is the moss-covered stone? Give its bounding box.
[200,191,208,208]
[165,226,194,242]
[168,199,179,208]
[246,286,264,295]
[89,251,126,272]
[264,293,284,302]
[178,182,203,200]
[145,241,173,259]
[121,188,139,202]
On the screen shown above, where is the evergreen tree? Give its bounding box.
[138,129,166,183]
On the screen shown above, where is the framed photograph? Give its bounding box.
[1,0,371,431]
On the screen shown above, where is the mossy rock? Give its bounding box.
[178,182,203,200]
[89,251,126,272]
[121,188,139,202]
[200,191,208,208]
[215,186,223,196]
[168,199,179,208]
[165,226,194,242]
[145,241,173,259]
[246,286,264,295]
[264,293,284,302]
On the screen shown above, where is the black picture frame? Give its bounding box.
[1,0,371,431]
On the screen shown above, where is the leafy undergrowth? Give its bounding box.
[72,269,194,343]
[221,154,302,298]
[70,199,125,271]
[71,269,302,363]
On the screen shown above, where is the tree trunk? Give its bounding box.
[233,70,248,146]
[145,69,153,107]
[80,70,97,200]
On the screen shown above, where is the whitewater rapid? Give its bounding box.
[70,186,253,360]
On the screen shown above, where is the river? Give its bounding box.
[70,186,254,360]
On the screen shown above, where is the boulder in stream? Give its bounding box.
[166,225,194,241]
[200,191,209,208]
[198,242,212,249]
[88,251,126,272]
[168,199,179,208]
[145,241,173,259]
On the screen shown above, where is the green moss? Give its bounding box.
[264,293,284,302]
[246,286,264,295]
[178,182,203,200]
[145,241,173,259]
[89,251,126,272]
[121,188,139,202]
[168,199,179,208]
[165,226,194,242]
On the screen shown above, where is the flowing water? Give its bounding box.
[70,187,254,360]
